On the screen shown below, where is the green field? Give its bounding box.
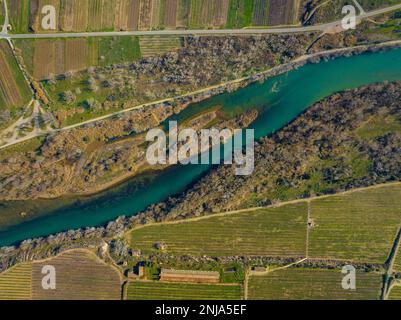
[387,284,401,300]
[129,203,308,257]
[248,268,383,300]
[309,185,401,264]
[226,0,255,28]
[7,0,30,34]
[127,281,243,300]
[0,264,32,300]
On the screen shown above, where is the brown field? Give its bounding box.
[268,0,299,26]
[213,0,230,26]
[164,0,179,27]
[0,249,122,300]
[65,39,87,71]
[138,0,154,30]
[33,40,64,79]
[0,42,23,107]
[115,0,140,30]
[31,250,122,300]
[32,39,91,79]
[253,0,270,26]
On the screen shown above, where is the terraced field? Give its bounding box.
[128,203,308,257]
[139,35,181,57]
[0,264,32,300]
[127,281,243,300]
[309,185,401,264]
[0,249,122,300]
[387,284,401,300]
[31,250,122,300]
[248,268,383,300]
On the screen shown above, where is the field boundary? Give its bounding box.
[126,182,401,240]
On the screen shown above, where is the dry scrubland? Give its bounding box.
[0,250,122,300]
[248,268,383,300]
[129,203,309,257]
[127,281,243,300]
[129,185,401,264]
[7,0,300,33]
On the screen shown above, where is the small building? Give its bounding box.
[154,242,167,251]
[160,269,220,284]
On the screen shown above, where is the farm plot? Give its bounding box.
[387,285,401,300]
[138,0,154,30]
[308,185,401,264]
[128,203,308,257]
[8,0,30,33]
[164,0,179,27]
[176,0,190,27]
[0,40,31,111]
[252,0,270,26]
[268,0,299,26]
[0,264,32,300]
[248,268,383,300]
[226,0,255,28]
[115,0,140,31]
[139,35,181,57]
[31,250,122,300]
[127,281,242,300]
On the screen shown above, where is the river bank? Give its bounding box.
[1,45,401,270]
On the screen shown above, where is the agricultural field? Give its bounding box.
[387,284,401,300]
[128,203,308,257]
[139,35,181,57]
[0,264,32,300]
[308,185,401,264]
[0,249,122,300]
[248,268,383,300]
[126,281,243,300]
[14,36,141,80]
[0,40,32,128]
[7,0,303,33]
[268,0,300,26]
[31,250,122,300]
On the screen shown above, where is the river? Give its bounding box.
[1,47,401,246]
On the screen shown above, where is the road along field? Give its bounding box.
[0,249,122,300]
[308,185,401,264]
[126,281,243,300]
[248,268,383,300]
[128,203,308,257]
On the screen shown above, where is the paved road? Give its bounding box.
[0,3,400,39]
